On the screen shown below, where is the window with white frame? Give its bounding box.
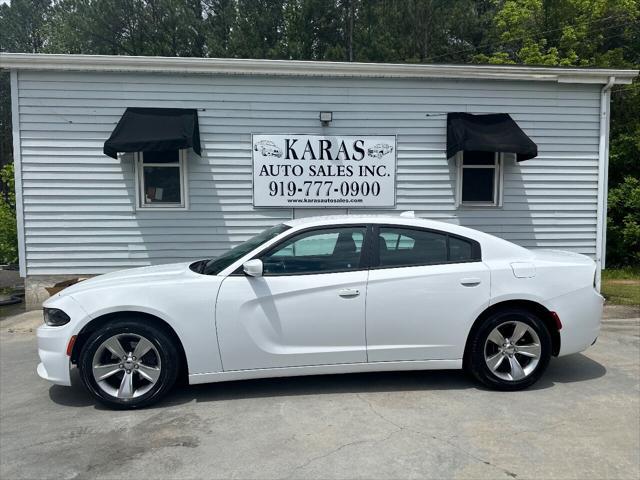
[136,149,187,208]
[456,151,504,207]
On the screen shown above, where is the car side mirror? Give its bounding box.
[243,259,263,277]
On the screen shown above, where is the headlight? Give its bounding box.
[43,308,70,326]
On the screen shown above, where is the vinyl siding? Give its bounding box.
[14,70,601,275]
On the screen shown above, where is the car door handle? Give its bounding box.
[338,288,360,298]
[460,278,482,287]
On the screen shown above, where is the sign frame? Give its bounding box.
[250,133,398,209]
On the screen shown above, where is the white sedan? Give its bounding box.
[37,214,603,408]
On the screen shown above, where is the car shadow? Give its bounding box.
[48,353,607,410]
[529,353,607,390]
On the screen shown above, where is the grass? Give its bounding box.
[601,267,640,306]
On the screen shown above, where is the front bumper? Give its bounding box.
[36,295,89,387]
[36,323,73,386]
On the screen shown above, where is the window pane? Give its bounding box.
[379,232,415,250]
[462,168,495,202]
[380,232,398,250]
[143,150,179,164]
[143,166,181,203]
[449,236,473,262]
[378,228,447,267]
[263,227,366,275]
[463,151,495,166]
[202,224,291,275]
[352,231,364,251]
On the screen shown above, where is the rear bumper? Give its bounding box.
[549,286,604,356]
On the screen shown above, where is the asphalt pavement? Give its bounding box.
[1,308,638,479]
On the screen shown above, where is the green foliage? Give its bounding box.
[0,0,51,53]
[607,176,640,267]
[610,81,640,186]
[476,0,639,67]
[0,163,18,265]
[46,0,206,56]
[1,72,11,168]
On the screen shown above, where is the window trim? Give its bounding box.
[238,224,375,277]
[229,223,481,276]
[455,151,504,208]
[134,149,189,210]
[370,224,482,270]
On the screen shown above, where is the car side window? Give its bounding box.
[377,227,477,268]
[449,236,473,262]
[262,227,367,275]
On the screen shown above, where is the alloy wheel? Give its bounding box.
[91,333,162,399]
[483,320,541,381]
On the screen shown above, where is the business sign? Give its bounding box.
[252,134,396,208]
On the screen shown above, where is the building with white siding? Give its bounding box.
[0,53,637,307]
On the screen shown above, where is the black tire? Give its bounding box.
[466,308,552,391]
[78,319,180,409]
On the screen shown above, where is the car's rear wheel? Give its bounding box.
[78,319,179,409]
[467,308,552,390]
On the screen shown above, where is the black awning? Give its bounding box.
[104,107,201,159]
[447,112,537,161]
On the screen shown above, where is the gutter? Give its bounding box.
[595,75,615,291]
[1,53,638,84]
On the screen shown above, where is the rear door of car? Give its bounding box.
[365,225,490,362]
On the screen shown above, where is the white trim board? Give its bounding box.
[9,71,26,277]
[1,53,637,84]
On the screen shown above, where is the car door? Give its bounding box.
[366,225,490,362]
[216,225,370,371]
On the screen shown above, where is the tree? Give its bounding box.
[202,0,237,57]
[607,176,640,266]
[283,0,346,61]
[47,0,207,56]
[0,163,18,265]
[474,0,639,66]
[0,0,51,53]
[229,0,287,59]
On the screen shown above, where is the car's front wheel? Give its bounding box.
[78,319,180,409]
[467,308,552,390]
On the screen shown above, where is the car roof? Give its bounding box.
[284,214,470,235]
[282,213,530,259]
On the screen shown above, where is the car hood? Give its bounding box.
[49,262,195,300]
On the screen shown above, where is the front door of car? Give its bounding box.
[366,226,490,362]
[216,226,369,371]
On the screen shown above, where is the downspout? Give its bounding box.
[595,75,615,291]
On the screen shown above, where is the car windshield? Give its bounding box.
[200,223,291,275]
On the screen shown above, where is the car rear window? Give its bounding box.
[377,227,479,268]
